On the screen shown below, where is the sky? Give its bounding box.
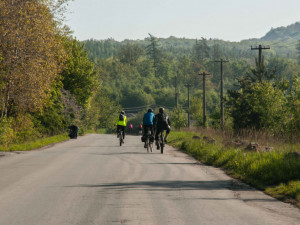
[65,0,300,42]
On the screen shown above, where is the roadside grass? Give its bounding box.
[0,134,69,152]
[168,131,300,207]
[0,129,110,152]
[95,128,108,134]
[266,181,300,207]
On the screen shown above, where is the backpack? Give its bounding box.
[119,114,124,121]
[157,113,168,125]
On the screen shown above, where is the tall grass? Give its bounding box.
[0,134,69,151]
[168,131,300,207]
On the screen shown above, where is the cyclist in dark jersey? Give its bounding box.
[154,107,171,144]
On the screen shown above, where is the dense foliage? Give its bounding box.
[0,0,110,146]
[0,0,299,147]
[83,31,299,138]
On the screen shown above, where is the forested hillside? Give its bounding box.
[82,23,300,137]
[0,0,299,149]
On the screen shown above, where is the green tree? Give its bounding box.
[117,43,144,65]
[170,106,187,129]
[189,97,203,126]
[146,34,161,77]
[246,81,287,132]
[297,40,300,65]
[287,76,300,134]
[192,38,210,63]
[61,38,98,108]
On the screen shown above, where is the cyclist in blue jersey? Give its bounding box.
[142,108,155,147]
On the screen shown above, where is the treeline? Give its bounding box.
[84,33,300,138]
[0,0,119,147]
[1,0,299,147]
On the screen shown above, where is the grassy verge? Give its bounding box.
[0,134,69,152]
[168,131,300,207]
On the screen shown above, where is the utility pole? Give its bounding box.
[184,84,192,127]
[215,59,229,130]
[175,76,178,108]
[251,45,270,65]
[198,72,211,127]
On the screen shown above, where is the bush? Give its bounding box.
[0,117,15,147]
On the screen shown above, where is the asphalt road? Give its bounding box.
[0,134,299,225]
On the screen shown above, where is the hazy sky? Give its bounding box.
[65,0,300,42]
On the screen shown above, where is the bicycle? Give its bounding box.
[118,130,124,146]
[144,128,153,153]
[156,130,165,154]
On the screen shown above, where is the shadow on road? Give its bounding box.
[65,180,255,192]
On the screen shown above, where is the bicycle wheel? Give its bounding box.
[119,132,123,146]
[160,133,164,154]
[146,138,149,152]
[149,140,153,152]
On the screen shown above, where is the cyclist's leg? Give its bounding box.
[150,125,154,142]
[155,126,163,142]
[143,125,147,139]
[117,125,120,137]
[155,127,160,142]
[122,126,125,139]
[164,125,171,142]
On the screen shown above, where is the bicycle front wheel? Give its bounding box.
[146,138,149,152]
[119,132,123,146]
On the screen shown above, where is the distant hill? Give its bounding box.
[83,22,300,61]
[261,22,300,41]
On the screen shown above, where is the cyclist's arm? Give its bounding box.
[167,116,171,126]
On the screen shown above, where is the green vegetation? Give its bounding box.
[168,131,300,207]
[0,134,69,152]
[0,1,299,157]
[0,1,120,149]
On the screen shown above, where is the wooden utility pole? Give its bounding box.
[175,76,179,108]
[215,59,229,130]
[198,72,210,127]
[184,84,192,127]
[251,45,270,65]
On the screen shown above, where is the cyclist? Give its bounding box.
[142,108,155,147]
[154,107,171,147]
[115,111,127,141]
[138,123,143,134]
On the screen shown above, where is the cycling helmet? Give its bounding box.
[159,107,164,114]
[121,111,125,115]
[148,108,153,113]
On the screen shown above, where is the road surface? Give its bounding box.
[0,134,299,225]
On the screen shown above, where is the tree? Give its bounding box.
[297,40,300,65]
[227,60,286,131]
[61,38,98,108]
[189,97,203,126]
[146,34,161,77]
[170,106,188,129]
[192,38,210,63]
[117,43,144,65]
[246,82,287,132]
[287,76,300,134]
[0,0,66,117]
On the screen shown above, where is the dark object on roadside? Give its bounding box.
[203,136,216,144]
[246,142,260,151]
[192,135,201,140]
[68,125,78,139]
[285,152,300,160]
